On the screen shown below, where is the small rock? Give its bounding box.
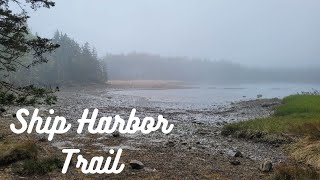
[181,142,188,145]
[227,138,233,142]
[196,129,209,135]
[261,103,271,108]
[192,121,204,125]
[144,167,157,172]
[230,159,241,165]
[262,103,278,108]
[112,131,120,137]
[130,160,144,170]
[259,160,273,172]
[166,140,175,147]
[0,107,6,113]
[38,136,47,142]
[4,168,10,173]
[2,114,12,118]
[227,150,243,158]
[273,144,280,148]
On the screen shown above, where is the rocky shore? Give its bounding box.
[0,85,287,179]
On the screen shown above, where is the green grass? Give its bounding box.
[275,95,320,116]
[222,95,320,143]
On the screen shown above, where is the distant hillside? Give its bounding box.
[103,53,320,84]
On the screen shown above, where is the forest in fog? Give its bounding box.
[5,29,320,87]
[4,31,107,87]
[103,53,320,84]
[3,30,319,86]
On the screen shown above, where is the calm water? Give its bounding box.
[110,83,320,109]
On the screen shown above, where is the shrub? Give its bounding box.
[15,157,64,175]
[0,141,38,166]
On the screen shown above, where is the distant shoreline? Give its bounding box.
[106,80,194,89]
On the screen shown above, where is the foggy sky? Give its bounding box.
[28,0,320,68]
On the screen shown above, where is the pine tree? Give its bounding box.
[0,0,59,105]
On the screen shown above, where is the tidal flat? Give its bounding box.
[2,84,309,179]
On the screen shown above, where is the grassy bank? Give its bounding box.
[223,94,320,179]
[222,95,320,143]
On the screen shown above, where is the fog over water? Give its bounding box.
[28,0,320,68]
[110,83,320,109]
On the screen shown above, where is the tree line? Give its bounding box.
[6,31,107,87]
[103,53,320,84]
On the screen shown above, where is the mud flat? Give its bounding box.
[0,85,286,179]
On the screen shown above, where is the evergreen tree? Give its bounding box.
[0,0,59,105]
[18,32,108,85]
